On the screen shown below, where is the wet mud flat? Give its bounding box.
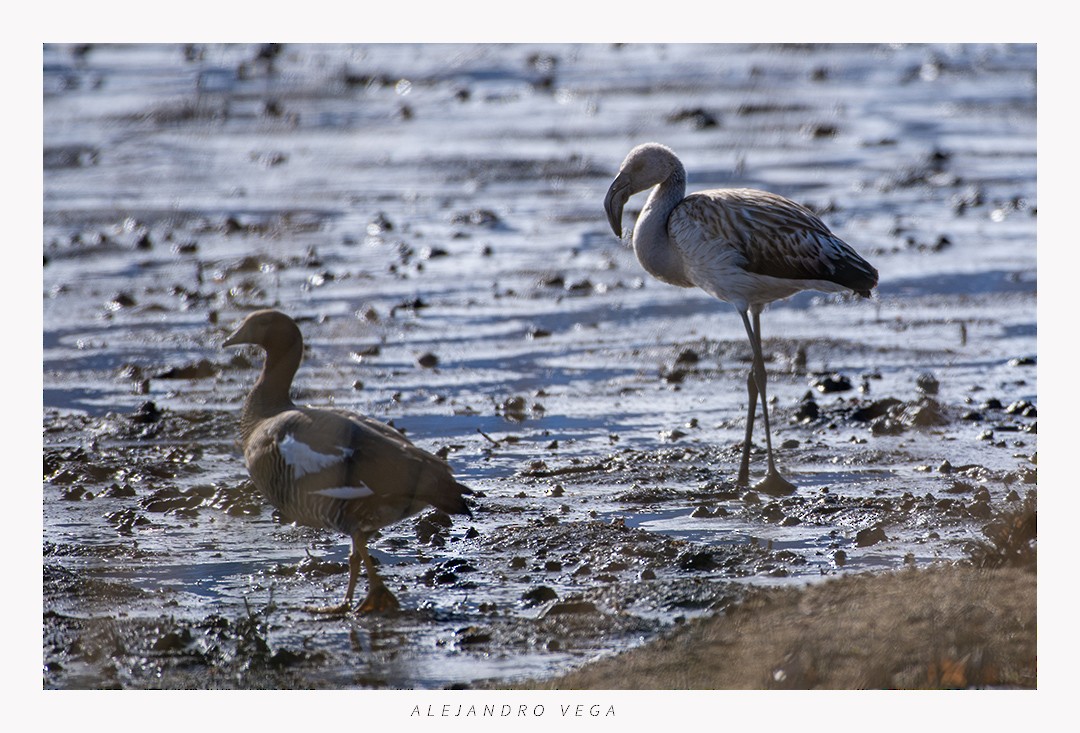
[43,43,1036,689]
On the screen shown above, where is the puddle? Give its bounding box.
[43,42,1036,689]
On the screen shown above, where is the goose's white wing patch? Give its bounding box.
[278,433,354,478]
[312,486,375,500]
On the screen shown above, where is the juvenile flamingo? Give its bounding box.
[604,143,878,496]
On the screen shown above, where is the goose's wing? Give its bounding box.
[245,408,469,520]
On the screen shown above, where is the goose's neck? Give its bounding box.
[240,342,301,442]
[632,165,692,287]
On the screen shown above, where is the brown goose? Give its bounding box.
[605,143,878,496]
[223,308,473,613]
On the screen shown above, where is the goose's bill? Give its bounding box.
[604,174,630,239]
[222,324,248,348]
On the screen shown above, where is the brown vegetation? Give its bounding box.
[518,495,1037,690]
[520,564,1035,689]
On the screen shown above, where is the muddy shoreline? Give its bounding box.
[43,43,1036,689]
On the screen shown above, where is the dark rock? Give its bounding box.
[152,629,192,652]
[451,209,501,227]
[499,396,528,421]
[916,373,940,395]
[131,401,163,424]
[793,395,820,422]
[521,586,558,606]
[662,367,688,384]
[679,551,717,571]
[945,480,973,494]
[675,348,700,365]
[1005,400,1036,417]
[666,107,720,129]
[155,359,217,380]
[852,398,902,422]
[870,417,904,436]
[899,399,948,427]
[457,629,492,645]
[415,517,447,544]
[762,503,786,523]
[855,526,888,547]
[108,292,137,309]
[812,373,852,393]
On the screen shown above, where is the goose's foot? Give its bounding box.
[356,584,400,614]
[754,471,797,497]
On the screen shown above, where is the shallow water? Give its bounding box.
[43,43,1036,689]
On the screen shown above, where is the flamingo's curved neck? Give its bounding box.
[632,164,692,287]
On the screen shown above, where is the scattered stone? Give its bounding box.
[662,367,688,384]
[666,107,720,130]
[457,628,492,645]
[793,393,820,422]
[855,526,888,547]
[1005,400,1036,417]
[852,398,902,422]
[522,586,558,606]
[812,373,852,393]
[131,401,163,424]
[679,551,716,571]
[916,373,940,395]
[897,399,949,427]
[107,292,137,310]
[762,503,786,523]
[499,396,528,422]
[675,348,700,365]
[156,359,217,380]
[451,209,501,227]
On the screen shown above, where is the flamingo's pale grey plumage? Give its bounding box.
[604,143,878,495]
[223,309,473,613]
